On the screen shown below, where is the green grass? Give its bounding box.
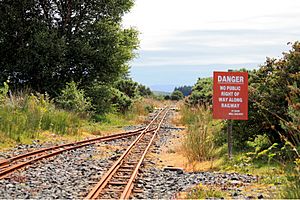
[0,93,82,145]
[91,113,134,131]
[179,102,300,199]
[280,172,300,199]
[0,91,160,149]
[187,184,227,199]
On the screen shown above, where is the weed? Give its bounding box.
[181,105,222,161]
[187,184,227,199]
[0,87,82,144]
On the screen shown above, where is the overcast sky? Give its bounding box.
[123,0,300,92]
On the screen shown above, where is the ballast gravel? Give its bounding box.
[0,137,137,199]
[0,109,265,199]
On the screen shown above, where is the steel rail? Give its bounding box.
[120,110,169,199]
[0,127,155,180]
[0,128,144,167]
[85,107,169,199]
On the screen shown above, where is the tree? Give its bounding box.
[137,84,152,97]
[187,78,212,105]
[0,0,138,95]
[170,90,184,101]
[174,85,192,96]
[115,79,138,99]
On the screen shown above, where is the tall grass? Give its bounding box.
[0,92,82,143]
[181,105,221,162]
[280,172,300,199]
[186,184,226,199]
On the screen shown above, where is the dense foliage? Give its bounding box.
[174,85,192,96]
[182,43,300,198]
[234,43,300,147]
[56,81,92,113]
[187,42,300,161]
[170,90,184,101]
[137,84,152,97]
[0,0,138,95]
[187,78,212,106]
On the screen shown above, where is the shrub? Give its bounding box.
[246,134,271,153]
[170,90,184,101]
[110,88,133,113]
[56,81,92,114]
[187,77,212,106]
[137,84,152,97]
[174,85,192,96]
[164,95,170,100]
[86,84,114,114]
[114,79,138,98]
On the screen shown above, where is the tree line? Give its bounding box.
[0,0,154,114]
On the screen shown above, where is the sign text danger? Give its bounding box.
[213,71,248,120]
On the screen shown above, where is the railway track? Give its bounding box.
[86,107,169,199]
[0,123,158,180]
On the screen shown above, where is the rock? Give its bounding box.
[163,167,184,174]
[232,192,238,196]
[258,194,264,199]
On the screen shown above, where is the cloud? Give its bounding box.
[123,0,300,88]
[131,28,299,68]
[124,0,300,50]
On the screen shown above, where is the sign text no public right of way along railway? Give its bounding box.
[213,71,248,120]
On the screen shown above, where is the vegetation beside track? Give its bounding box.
[0,0,162,149]
[178,42,300,199]
[0,84,160,149]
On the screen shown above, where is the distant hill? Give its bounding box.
[152,91,171,96]
[150,84,176,93]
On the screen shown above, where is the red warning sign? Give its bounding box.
[213,71,248,120]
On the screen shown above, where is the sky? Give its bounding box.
[123,0,300,92]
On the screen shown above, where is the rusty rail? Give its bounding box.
[85,107,169,199]
[0,127,155,180]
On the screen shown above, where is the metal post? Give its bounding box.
[227,120,233,159]
[227,69,233,160]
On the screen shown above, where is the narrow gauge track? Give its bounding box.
[86,107,169,199]
[0,122,159,180]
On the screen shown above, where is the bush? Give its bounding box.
[137,84,152,97]
[170,90,184,101]
[111,88,133,113]
[86,84,114,114]
[174,85,192,96]
[86,83,133,115]
[56,81,92,114]
[114,79,138,98]
[187,77,212,106]
[164,95,170,100]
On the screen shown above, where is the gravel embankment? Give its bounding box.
[132,110,262,199]
[0,136,137,199]
[0,109,268,199]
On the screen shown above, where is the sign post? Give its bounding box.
[213,71,248,159]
